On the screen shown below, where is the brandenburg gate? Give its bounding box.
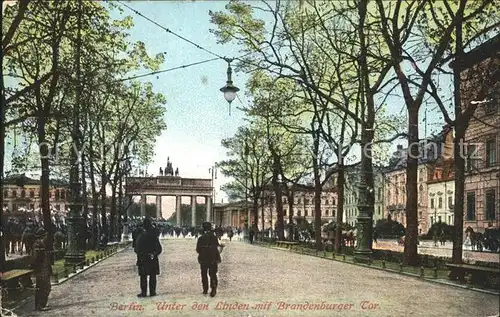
[125,174,213,226]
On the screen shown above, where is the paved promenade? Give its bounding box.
[13,239,500,317]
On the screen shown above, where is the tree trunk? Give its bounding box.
[100,169,107,239]
[335,163,345,253]
[38,117,53,261]
[288,190,295,241]
[110,184,117,241]
[404,108,419,265]
[89,149,98,249]
[312,131,322,250]
[0,76,6,271]
[453,128,466,264]
[81,152,88,249]
[260,192,265,233]
[273,171,284,240]
[452,13,465,265]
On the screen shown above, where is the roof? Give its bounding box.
[384,125,452,173]
[450,34,500,71]
[3,174,69,187]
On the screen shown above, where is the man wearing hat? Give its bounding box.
[196,222,224,297]
[135,218,162,297]
[32,227,52,311]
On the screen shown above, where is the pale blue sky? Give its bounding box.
[110,1,251,211]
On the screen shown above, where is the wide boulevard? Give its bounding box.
[14,239,500,317]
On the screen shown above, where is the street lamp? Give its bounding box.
[209,164,217,223]
[220,58,240,115]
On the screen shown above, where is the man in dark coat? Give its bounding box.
[31,228,52,311]
[135,218,162,297]
[196,222,224,297]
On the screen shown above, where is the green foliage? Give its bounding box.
[374,219,405,238]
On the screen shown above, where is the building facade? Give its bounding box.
[461,35,500,232]
[258,187,338,230]
[383,126,453,234]
[2,174,70,212]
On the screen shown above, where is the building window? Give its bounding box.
[466,192,475,221]
[378,206,381,215]
[485,190,496,220]
[438,216,442,223]
[304,209,308,217]
[485,139,497,167]
[377,190,381,201]
[3,190,8,198]
[30,190,35,198]
[56,205,61,211]
[466,144,478,172]
[438,197,442,209]
[21,190,26,198]
[12,190,17,198]
[448,215,451,224]
[283,208,287,216]
[333,198,336,205]
[448,196,453,209]
[430,198,434,209]
[431,216,434,224]
[297,198,301,204]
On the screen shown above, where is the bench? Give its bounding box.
[446,263,500,289]
[276,241,299,249]
[1,269,34,296]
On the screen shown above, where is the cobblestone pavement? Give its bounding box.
[13,239,499,317]
[374,240,500,262]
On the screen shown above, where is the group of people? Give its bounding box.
[133,219,224,297]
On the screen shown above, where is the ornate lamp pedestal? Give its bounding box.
[64,192,85,267]
[353,215,373,264]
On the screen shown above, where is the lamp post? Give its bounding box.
[65,0,85,266]
[243,140,249,240]
[220,58,240,115]
[209,164,217,223]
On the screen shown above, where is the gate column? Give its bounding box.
[191,196,196,227]
[176,195,182,226]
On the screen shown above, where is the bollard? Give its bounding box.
[433,266,438,279]
[315,249,319,256]
[86,259,90,267]
[332,253,335,259]
[420,266,425,278]
[342,255,346,261]
[64,268,69,278]
[73,265,77,273]
[80,262,85,269]
[53,273,58,283]
[399,263,403,273]
[382,260,386,269]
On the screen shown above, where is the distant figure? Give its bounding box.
[175,168,179,176]
[135,218,162,297]
[249,223,255,244]
[31,228,52,311]
[159,167,163,176]
[196,222,223,297]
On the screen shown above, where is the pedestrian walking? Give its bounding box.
[135,218,162,297]
[196,222,224,297]
[31,228,52,311]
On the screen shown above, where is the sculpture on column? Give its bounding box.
[175,168,179,177]
[159,167,163,176]
[165,157,174,176]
